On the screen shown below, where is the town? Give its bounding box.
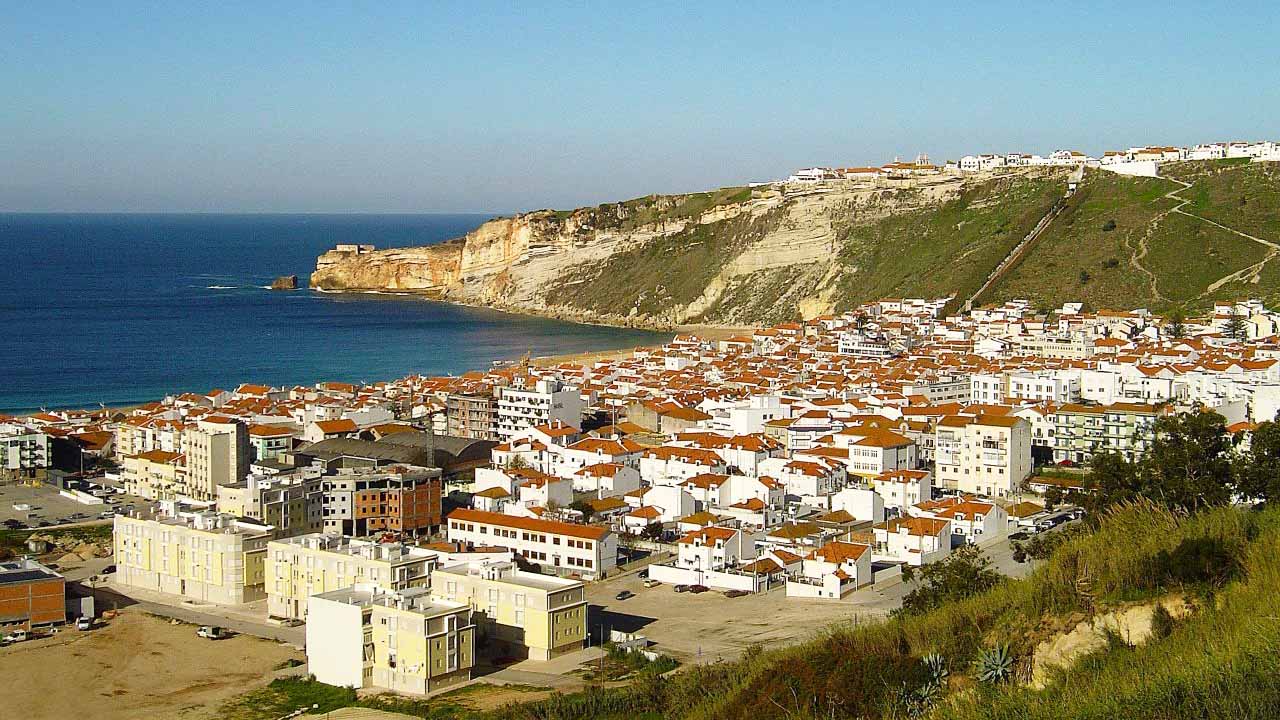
[783,138,1280,182]
[4,292,1279,710]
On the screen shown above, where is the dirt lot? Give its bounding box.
[1,608,302,720]
[588,572,890,662]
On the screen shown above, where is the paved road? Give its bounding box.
[88,581,305,645]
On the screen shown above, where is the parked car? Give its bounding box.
[642,579,660,588]
[689,584,709,594]
[102,565,117,574]
[615,590,635,601]
[76,617,93,631]
[1009,531,1030,541]
[196,626,226,640]
[724,589,749,598]
[674,584,690,593]
[2,630,28,644]
[637,569,649,579]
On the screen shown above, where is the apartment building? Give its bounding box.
[183,417,250,501]
[321,466,443,537]
[0,558,65,632]
[496,379,584,440]
[0,424,50,480]
[266,533,438,620]
[446,391,499,441]
[122,449,185,500]
[445,509,617,579]
[432,560,588,661]
[247,423,298,463]
[1053,402,1164,464]
[970,371,1080,404]
[307,584,475,695]
[113,503,274,605]
[934,414,1031,498]
[216,470,325,538]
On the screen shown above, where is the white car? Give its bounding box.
[2,630,28,644]
[196,626,226,639]
[76,617,93,631]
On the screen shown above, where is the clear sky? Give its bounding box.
[3,2,1277,213]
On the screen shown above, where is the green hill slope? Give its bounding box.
[314,160,1280,326]
[988,160,1280,312]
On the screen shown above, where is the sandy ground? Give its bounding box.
[1,608,301,720]
[530,323,757,367]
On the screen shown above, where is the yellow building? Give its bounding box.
[113,502,274,605]
[121,449,186,500]
[432,561,587,661]
[266,533,438,620]
[307,584,474,695]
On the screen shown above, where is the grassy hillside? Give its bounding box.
[823,173,1065,314]
[479,501,1280,720]
[989,160,1280,312]
[536,160,1278,325]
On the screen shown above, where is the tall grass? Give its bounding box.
[482,501,1280,720]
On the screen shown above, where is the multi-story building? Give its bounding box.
[266,533,438,620]
[934,414,1031,498]
[445,509,616,580]
[432,560,588,661]
[307,584,475,695]
[320,466,443,537]
[121,449,186,500]
[446,391,499,441]
[113,502,274,605]
[496,379,584,440]
[1053,402,1164,464]
[0,558,65,632]
[183,417,250,501]
[247,423,298,463]
[0,424,50,480]
[216,470,325,538]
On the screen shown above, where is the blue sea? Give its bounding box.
[0,214,668,413]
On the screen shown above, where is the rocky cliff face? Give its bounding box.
[311,169,1072,327]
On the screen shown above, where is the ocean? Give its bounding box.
[0,213,668,413]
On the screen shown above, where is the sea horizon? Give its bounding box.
[0,212,667,413]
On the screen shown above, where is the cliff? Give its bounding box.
[311,160,1280,325]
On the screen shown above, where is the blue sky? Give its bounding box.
[2,2,1277,213]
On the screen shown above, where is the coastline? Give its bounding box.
[10,293,752,417]
[306,285,758,339]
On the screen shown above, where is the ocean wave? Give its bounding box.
[206,285,237,290]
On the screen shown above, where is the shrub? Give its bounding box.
[974,644,1015,685]
[1102,219,1118,231]
[1151,603,1176,639]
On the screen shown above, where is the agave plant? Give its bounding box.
[974,644,1015,685]
[922,653,950,686]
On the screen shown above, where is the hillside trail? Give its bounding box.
[1151,177,1280,296]
[1128,201,1175,303]
[964,195,1067,312]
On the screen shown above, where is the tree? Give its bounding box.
[1226,309,1248,341]
[897,544,1001,616]
[1079,270,1092,285]
[1168,307,1187,339]
[1141,411,1235,512]
[1233,417,1280,503]
[641,522,665,541]
[569,499,597,521]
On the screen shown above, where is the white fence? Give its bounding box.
[59,489,105,506]
[647,563,762,592]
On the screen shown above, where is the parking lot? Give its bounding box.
[586,571,888,662]
[0,481,145,529]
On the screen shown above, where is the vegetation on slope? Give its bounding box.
[990,160,1280,312]
[829,173,1065,314]
[547,207,786,322]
